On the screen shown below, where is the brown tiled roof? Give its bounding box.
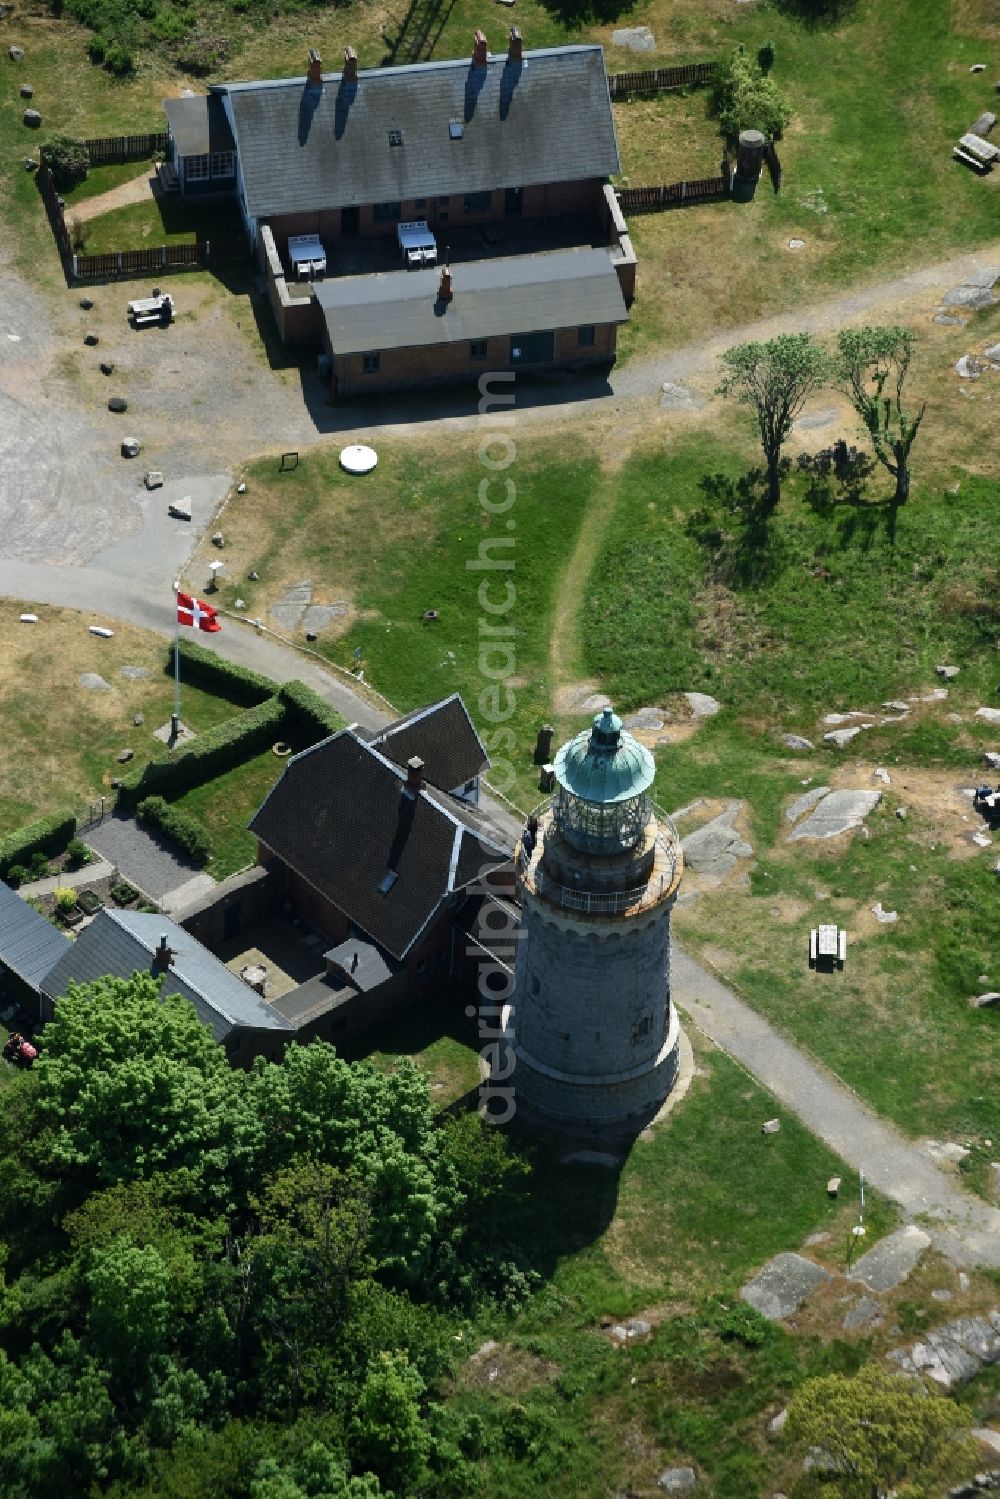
[249,729,511,961]
[365,694,489,791]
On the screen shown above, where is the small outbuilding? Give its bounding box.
[163,94,237,197]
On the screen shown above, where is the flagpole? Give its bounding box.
[172,580,181,746]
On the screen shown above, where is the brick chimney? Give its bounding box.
[307,47,323,87]
[472,29,488,69]
[507,26,522,63]
[406,755,425,791]
[437,265,453,303]
[343,46,358,83]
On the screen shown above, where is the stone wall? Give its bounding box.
[603,184,637,306]
[259,223,323,347]
[510,889,680,1125]
[176,864,280,948]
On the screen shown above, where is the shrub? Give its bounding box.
[169,638,274,707]
[715,1301,771,1348]
[712,46,792,143]
[54,886,79,913]
[110,881,139,906]
[43,136,91,192]
[279,679,346,742]
[5,866,28,889]
[0,812,76,879]
[69,217,90,253]
[136,797,212,866]
[118,695,285,807]
[171,31,231,76]
[757,40,776,73]
[66,839,93,870]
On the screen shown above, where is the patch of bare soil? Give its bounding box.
[552,679,608,716]
[766,896,812,924]
[827,760,993,861]
[458,1341,557,1395]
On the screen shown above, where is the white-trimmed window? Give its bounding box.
[211,151,235,178]
[186,154,209,181]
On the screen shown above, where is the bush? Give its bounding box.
[169,638,274,707]
[171,32,231,75]
[66,839,93,870]
[715,1301,771,1348]
[43,135,91,192]
[54,886,79,913]
[118,695,286,807]
[278,680,347,742]
[757,40,776,73]
[136,797,212,866]
[0,812,76,879]
[110,881,138,906]
[712,46,792,143]
[5,866,28,889]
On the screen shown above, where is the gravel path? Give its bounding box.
[82,811,205,901]
[69,169,159,224]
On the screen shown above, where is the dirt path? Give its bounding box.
[68,168,159,224]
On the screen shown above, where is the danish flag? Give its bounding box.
[177,591,222,633]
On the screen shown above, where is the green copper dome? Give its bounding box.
[553,708,655,806]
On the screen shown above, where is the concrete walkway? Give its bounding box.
[18,857,115,898]
[671,946,1000,1269]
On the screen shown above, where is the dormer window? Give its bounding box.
[449,120,463,140]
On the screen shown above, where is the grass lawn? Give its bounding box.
[61,157,158,207]
[441,1041,972,1499]
[340,995,483,1107]
[202,431,596,811]
[75,193,245,253]
[0,605,254,836]
[169,746,283,880]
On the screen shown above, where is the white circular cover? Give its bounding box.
[340,444,378,474]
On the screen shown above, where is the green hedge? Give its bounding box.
[167,638,276,707]
[136,797,211,866]
[279,680,347,741]
[118,694,286,808]
[0,812,77,878]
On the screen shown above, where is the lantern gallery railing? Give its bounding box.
[516,804,680,916]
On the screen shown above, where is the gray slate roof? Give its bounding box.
[164,94,236,158]
[0,879,69,991]
[249,726,512,961]
[214,44,619,219]
[41,908,292,1042]
[362,694,489,790]
[316,247,627,355]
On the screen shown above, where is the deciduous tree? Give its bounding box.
[717,334,830,512]
[837,324,926,504]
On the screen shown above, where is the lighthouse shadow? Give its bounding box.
[498,1117,652,1278]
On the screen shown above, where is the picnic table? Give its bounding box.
[127,293,174,327]
[810,923,846,969]
[954,132,999,171]
[287,234,327,280]
[397,220,437,269]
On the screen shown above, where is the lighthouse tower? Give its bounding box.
[509,708,683,1129]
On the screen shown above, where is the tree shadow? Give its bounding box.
[536,0,636,30]
[685,468,788,587]
[770,0,856,25]
[796,442,875,516]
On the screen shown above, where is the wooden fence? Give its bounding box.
[36,163,248,282]
[608,61,716,100]
[617,174,730,213]
[72,237,250,282]
[82,131,169,165]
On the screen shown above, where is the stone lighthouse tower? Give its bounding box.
[509,708,683,1129]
